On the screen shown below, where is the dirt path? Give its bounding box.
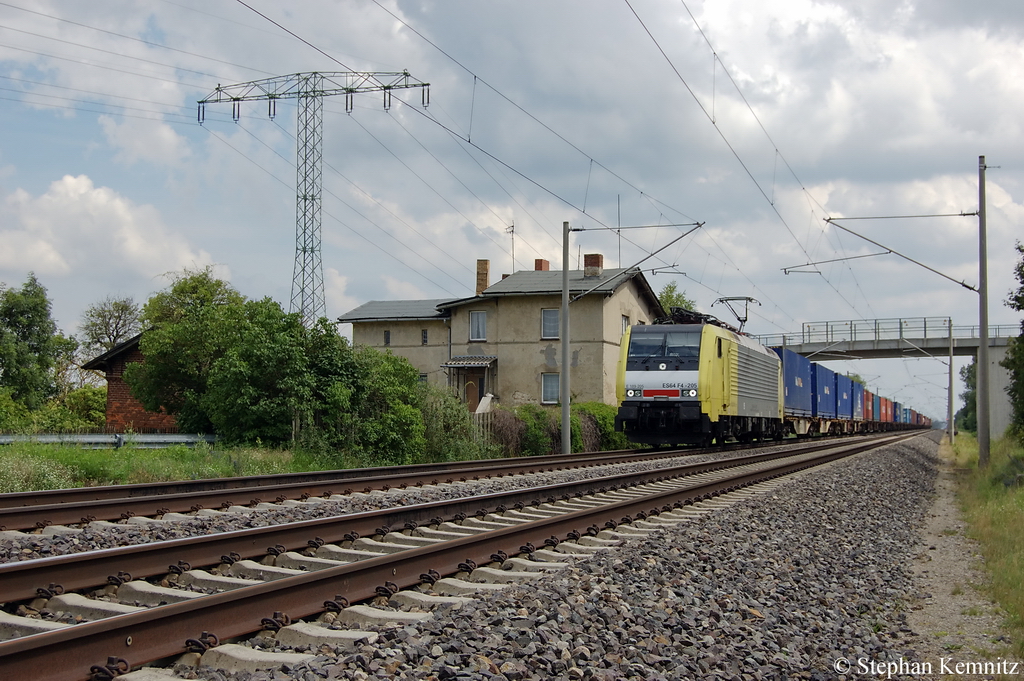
[904,436,1013,678]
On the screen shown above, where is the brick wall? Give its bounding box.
[104,348,177,432]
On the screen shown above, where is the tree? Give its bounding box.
[124,268,246,432]
[955,360,977,434]
[346,347,426,466]
[79,296,142,357]
[657,281,697,312]
[203,299,312,444]
[1000,241,1024,441]
[0,274,62,410]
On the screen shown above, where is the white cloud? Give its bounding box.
[0,174,211,281]
[99,115,191,167]
[324,267,360,318]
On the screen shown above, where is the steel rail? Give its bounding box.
[0,436,893,604]
[0,434,918,681]
[0,448,645,510]
[0,435,858,531]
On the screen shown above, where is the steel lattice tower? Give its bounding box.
[199,71,429,326]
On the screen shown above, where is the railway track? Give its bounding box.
[0,445,744,532]
[0,433,916,680]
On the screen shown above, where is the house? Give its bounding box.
[81,334,178,432]
[338,254,664,410]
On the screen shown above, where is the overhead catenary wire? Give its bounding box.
[626,2,863,315]
[9,1,798,332]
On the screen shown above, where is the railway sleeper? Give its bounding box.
[0,609,70,638]
[199,643,317,675]
[116,580,206,606]
[175,569,261,592]
[45,592,143,621]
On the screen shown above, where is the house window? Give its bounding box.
[470,311,487,341]
[384,330,391,346]
[541,309,559,339]
[421,329,428,345]
[621,315,630,335]
[541,373,560,404]
[419,373,428,383]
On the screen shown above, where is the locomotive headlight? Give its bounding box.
[688,389,697,397]
[626,389,636,397]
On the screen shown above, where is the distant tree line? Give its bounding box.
[0,274,106,432]
[110,267,487,467]
[956,241,1024,441]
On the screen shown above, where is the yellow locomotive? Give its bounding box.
[614,315,783,446]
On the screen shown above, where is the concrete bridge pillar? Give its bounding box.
[987,344,1014,438]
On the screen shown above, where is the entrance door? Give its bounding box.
[464,368,485,412]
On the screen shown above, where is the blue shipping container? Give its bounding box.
[872,394,881,422]
[835,373,852,421]
[812,363,837,419]
[772,348,813,417]
[852,381,864,421]
[894,401,902,423]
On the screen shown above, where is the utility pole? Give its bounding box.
[199,71,429,326]
[978,155,990,466]
[948,317,954,444]
[561,220,571,455]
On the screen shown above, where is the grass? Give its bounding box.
[953,431,1024,657]
[0,441,299,492]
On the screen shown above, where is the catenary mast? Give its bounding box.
[199,71,430,326]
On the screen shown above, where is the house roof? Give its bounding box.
[441,356,497,368]
[336,267,664,323]
[437,267,663,314]
[484,267,634,296]
[81,332,144,372]
[337,299,454,323]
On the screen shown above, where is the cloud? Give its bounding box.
[1,175,209,276]
[324,267,360,318]
[0,174,212,307]
[99,115,191,167]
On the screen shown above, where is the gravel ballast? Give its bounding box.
[178,433,941,681]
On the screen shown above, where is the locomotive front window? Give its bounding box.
[627,329,701,359]
[628,334,665,358]
[665,331,701,357]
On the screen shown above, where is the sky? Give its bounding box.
[1,0,1022,423]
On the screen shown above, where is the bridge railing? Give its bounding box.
[756,317,1020,347]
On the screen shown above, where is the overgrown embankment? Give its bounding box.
[954,432,1024,657]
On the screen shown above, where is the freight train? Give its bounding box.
[614,309,932,447]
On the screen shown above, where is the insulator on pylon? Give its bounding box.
[268,98,276,120]
[383,88,391,111]
[197,103,205,125]
[232,100,240,122]
[345,92,353,113]
[422,87,430,108]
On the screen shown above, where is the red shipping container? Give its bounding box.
[864,389,874,421]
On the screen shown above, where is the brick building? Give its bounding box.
[81,334,177,433]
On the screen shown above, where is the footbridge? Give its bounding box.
[755,317,1018,435]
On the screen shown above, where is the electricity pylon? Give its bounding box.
[198,71,430,326]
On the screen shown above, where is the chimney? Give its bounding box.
[476,259,490,295]
[534,259,550,271]
[584,253,604,278]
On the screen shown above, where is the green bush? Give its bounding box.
[488,403,622,456]
[416,383,482,464]
[573,401,631,450]
[515,404,554,456]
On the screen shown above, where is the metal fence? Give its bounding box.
[0,433,217,449]
[756,317,1020,348]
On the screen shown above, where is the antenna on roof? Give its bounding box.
[506,221,515,272]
